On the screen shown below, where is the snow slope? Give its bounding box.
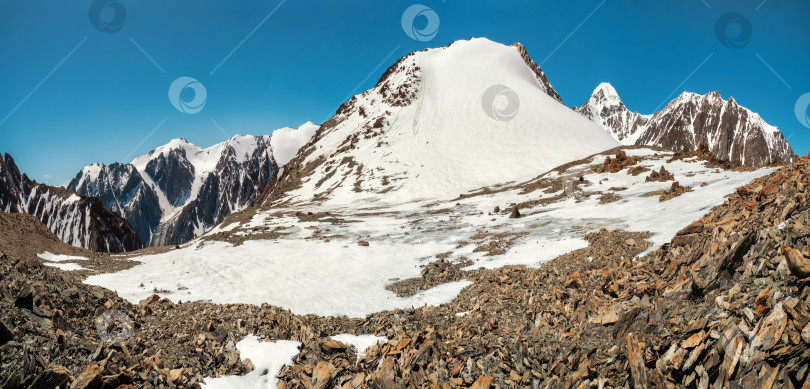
[278,38,619,205]
[84,148,772,317]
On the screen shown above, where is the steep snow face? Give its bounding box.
[277,38,619,206]
[68,124,318,246]
[576,84,795,166]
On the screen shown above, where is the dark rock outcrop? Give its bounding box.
[0,154,142,252]
[576,84,795,166]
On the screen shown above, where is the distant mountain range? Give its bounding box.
[574,83,795,166]
[68,123,318,246]
[0,154,142,252]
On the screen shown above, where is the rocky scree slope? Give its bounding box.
[0,154,142,253]
[2,154,807,388]
[268,154,810,388]
[68,124,317,246]
[576,83,795,166]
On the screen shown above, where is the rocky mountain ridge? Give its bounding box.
[0,154,142,252]
[68,123,318,246]
[575,82,795,166]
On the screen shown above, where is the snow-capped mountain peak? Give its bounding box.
[593,82,622,106]
[577,86,794,165]
[575,83,650,145]
[69,123,318,246]
[269,38,619,206]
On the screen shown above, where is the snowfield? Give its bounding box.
[84,149,773,317]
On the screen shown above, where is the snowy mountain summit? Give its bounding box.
[270,38,620,205]
[68,123,318,246]
[576,83,795,166]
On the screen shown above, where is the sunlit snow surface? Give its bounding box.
[86,240,471,317]
[201,335,301,389]
[44,262,91,271]
[37,251,88,262]
[84,149,773,317]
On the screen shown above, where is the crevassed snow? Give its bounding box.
[44,262,91,271]
[330,334,387,359]
[269,122,320,167]
[37,251,89,262]
[201,335,301,389]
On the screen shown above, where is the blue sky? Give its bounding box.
[1,0,808,185]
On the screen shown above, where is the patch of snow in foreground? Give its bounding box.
[330,334,387,359]
[37,252,88,262]
[202,335,300,389]
[44,262,91,271]
[85,240,472,317]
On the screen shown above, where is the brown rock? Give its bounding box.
[625,333,648,389]
[564,272,582,289]
[138,294,161,307]
[803,324,810,344]
[29,366,72,389]
[509,207,521,219]
[681,331,705,349]
[358,240,369,247]
[782,246,810,278]
[749,303,787,364]
[755,287,771,318]
[71,362,102,389]
[101,372,133,388]
[594,310,619,325]
[312,361,331,389]
[323,340,348,352]
[469,375,494,389]
[168,368,184,383]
